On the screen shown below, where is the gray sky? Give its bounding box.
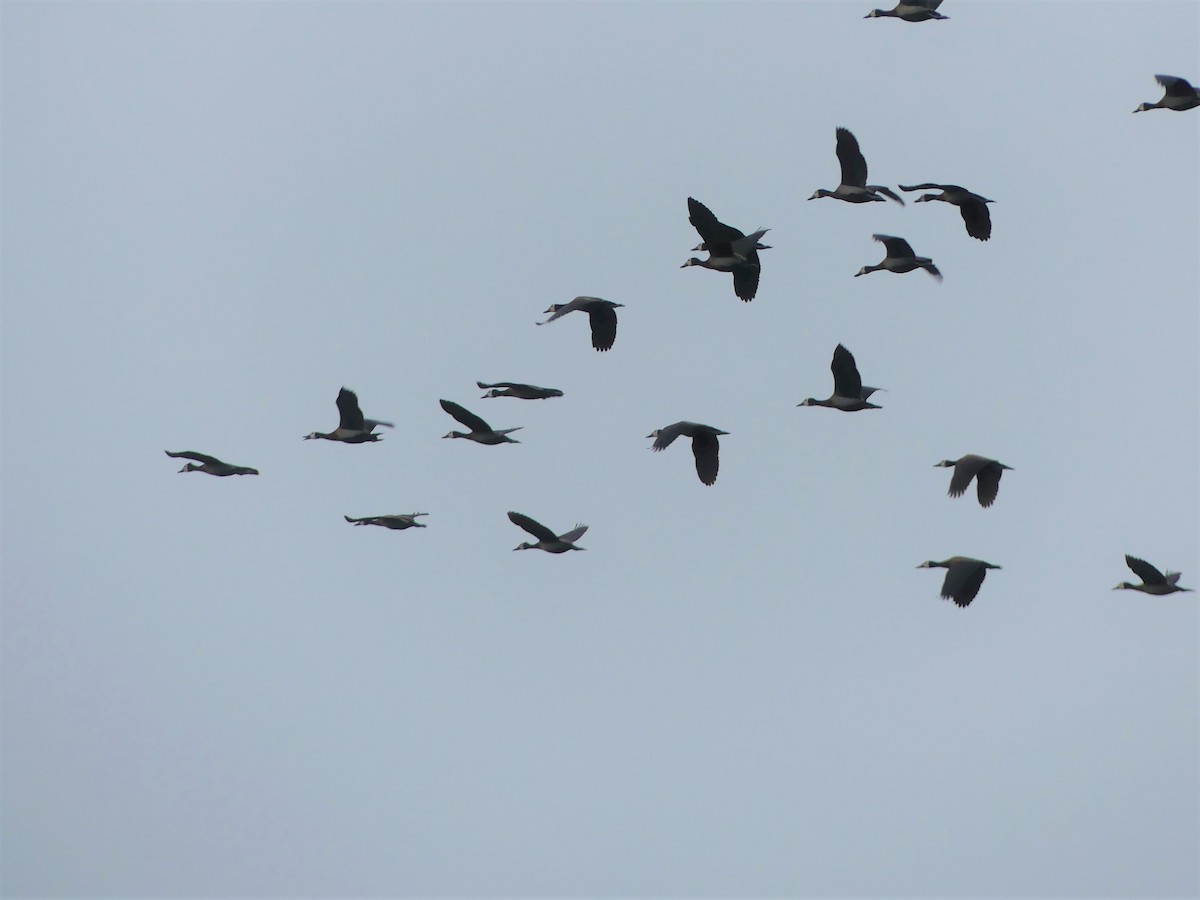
[2,1,1197,896]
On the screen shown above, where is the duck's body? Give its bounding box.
[647,421,728,486]
[1113,555,1192,594]
[1134,75,1200,112]
[809,128,904,205]
[305,387,390,443]
[934,455,1012,508]
[901,183,994,240]
[345,513,428,530]
[477,381,563,400]
[865,0,947,21]
[439,399,522,444]
[798,344,883,412]
[855,234,942,281]
[538,296,623,351]
[918,557,1001,607]
[508,511,587,553]
[165,450,259,476]
[682,197,766,302]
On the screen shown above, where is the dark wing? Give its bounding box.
[439,399,492,433]
[651,421,691,451]
[869,185,905,205]
[960,200,992,241]
[1157,75,1198,98]
[557,524,589,544]
[687,197,743,257]
[975,462,1004,507]
[1125,554,1168,585]
[835,128,868,187]
[691,431,721,486]
[830,344,864,398]
[586,303,619,351]
[508,511,557,543]
[336,388,367,431]
[943,561,987,607]
[946,459,977,499]
[874,234,916,258]
[732,255,760,302]
[478,381,520,389]
[898,183,946,192]
[165,450,221,465]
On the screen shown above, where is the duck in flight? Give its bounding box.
[917,557,1001,607]
[1133,75,1200,112]
[304,387,392,443]
[440,399,522,444]
[1113,555,1193,594]
[681,197,768,302]
[809,128,904,205]
[165,450,259,476]
[855,234,942,281]
[900,183,994,241]
[344,513,428,530]
[478,381,563,400]
[797,344,884,412]
[934,455,1012,508]
[647,421,729,486]
[508,511,588,553]
[538,297,624,352]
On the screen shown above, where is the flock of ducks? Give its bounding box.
[165,8,1195,607]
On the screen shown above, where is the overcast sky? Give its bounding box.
[2,1,1198,896]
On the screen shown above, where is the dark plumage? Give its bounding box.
[901,183,994,241]
[508,511,588,553]
[165,450,258,476]
[1134,75,1200,112]
[797,344,884,412]
[439,399,522,444]
[934,455,1012,508]
[865,0,948,21]
[1113,555,1193,594]
[808,128,904,205]
[917,557,1001,607]
[538,296,623,351]
[681,197,767,302]
[647,421,729,486]
[477,381,563,400]
[344,514,428,530]
[304,387,391,443]
[855,234,942,281]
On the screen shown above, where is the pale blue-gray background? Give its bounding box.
[2,1,1197,896]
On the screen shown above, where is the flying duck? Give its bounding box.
[477,381,564,400]
[934,455,1012,507]
[797,344,884,412]
[917,557,1001,607]
[900,183,994,240]
[647,421,729,486]
[808,128,904,205]
[681,197,768,302]
[1134,75,1200,112]
[508,511,588,553]
[440,399,522,444]
[165,450,259,476]
[865,0,947,21]
[344,513,428,530]
[1113,555,1193,594]
[855,234,942,281]
[538,296,624,352]
[304,387,392,443]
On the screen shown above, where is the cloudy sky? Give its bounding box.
[2,1,1197,896]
